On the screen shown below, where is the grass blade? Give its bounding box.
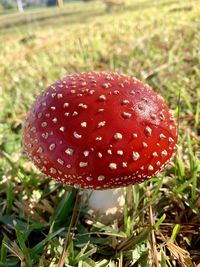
[13,220,32,267]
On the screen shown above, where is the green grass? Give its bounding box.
[0,0,200,266]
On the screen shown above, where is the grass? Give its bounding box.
[0,0,200,266]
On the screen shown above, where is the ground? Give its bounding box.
[0,0,199,266]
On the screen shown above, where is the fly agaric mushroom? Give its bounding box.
[22,72,177,222]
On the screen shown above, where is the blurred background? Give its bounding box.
[0,0,199,266]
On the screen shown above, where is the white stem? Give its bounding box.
[81,188,125,224]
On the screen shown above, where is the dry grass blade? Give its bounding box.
[119,251,123,267]
[146,185,159,267]
[166,240,195,267]
[158,231,195,267]
[4,241,25,263]
[57,190,80,267]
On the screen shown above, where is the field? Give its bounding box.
[0,0,200,266]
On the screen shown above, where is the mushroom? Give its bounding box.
[22,71,177,223]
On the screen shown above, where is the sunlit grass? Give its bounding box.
[0,0,199,266]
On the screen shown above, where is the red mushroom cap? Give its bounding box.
[22,72,177,190]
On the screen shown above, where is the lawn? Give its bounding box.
[0,0,199,266]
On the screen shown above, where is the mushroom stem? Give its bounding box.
[80,188,125,224]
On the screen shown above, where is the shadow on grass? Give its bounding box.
[0,9,104,31]
[0,0,187,35]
